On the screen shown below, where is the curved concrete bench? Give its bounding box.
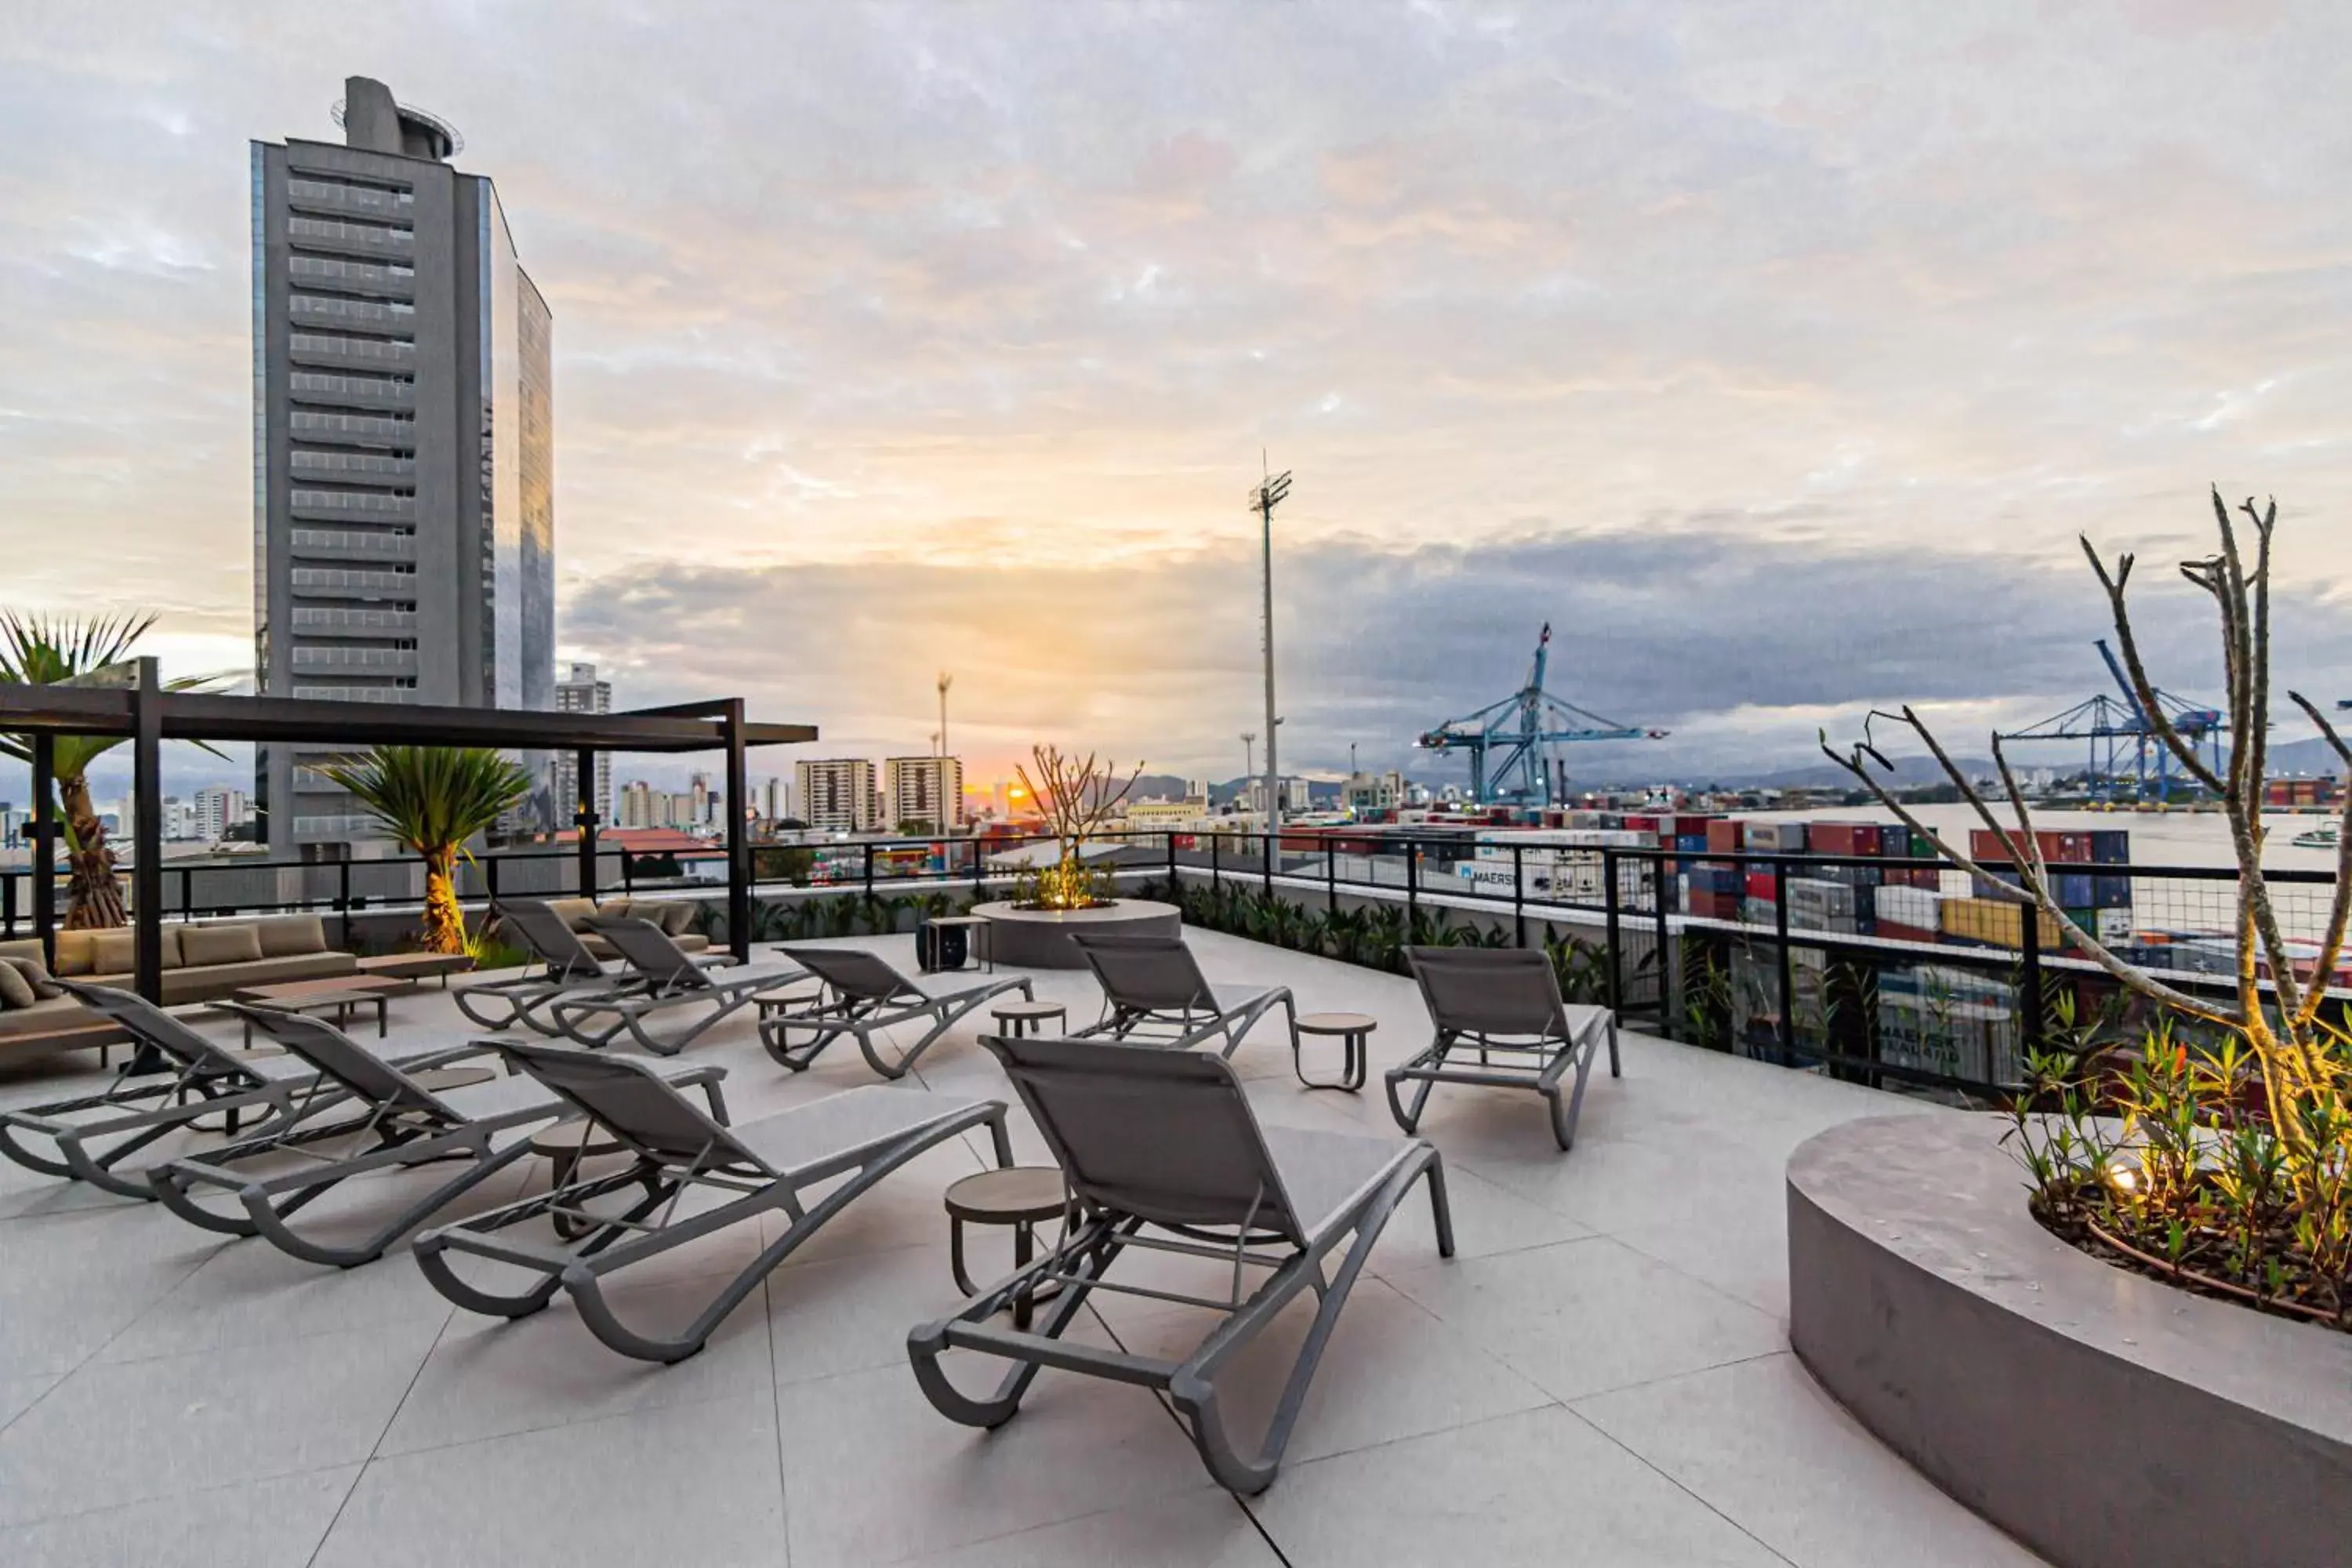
[1788,1113,2351,1568]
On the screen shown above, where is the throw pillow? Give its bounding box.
[1,955,64,1000]
[658,903,698,936]
[91,931,136,975]
[181,925,265,967]
[0,961,34,1010]
[255,916,328,957]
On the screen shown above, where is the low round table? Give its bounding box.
[989,999,1067,1039]
[1292,1012,1374,1092]
[943,1166,1068,1330]
[530,1117,627,1239]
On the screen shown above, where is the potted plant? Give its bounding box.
[321,746,532,956]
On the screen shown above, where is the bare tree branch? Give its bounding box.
[2080,534,2227,795]
[2288,690,2352,1030]
[1817,724,2242,1028]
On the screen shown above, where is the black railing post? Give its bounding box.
[1210,833,1221,891]
[2020,906,2045,1065]
[1167,831,1178,895]
[723,698,750,964]
[863,842,876,901]
[1261,829,1272,892]
[1653,851,1673,1040]
[1774,857,1795,1065]
[1327,841,1338,916]
[1512,844,1526,948]
[485,851,500,903]
[180,866,193,921]
[575,746,598,898]
[1603,848,1623,1018]
[1406,840,1421,944]
[336,858,352,948]
[622,849,636,897]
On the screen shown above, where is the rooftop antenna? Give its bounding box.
[1240,731,1256,796]
[936,672,953,759]
[1250,455,1291,871]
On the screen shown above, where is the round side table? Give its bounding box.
[530,1117,627,1239]
[943,1166,1068,1329]
[1291,1012,1374,1092]
[989,999,1068,1039]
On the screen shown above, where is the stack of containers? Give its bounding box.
[1874,882,1946,944]
[1878,966,2020,1086]
[1803,822,1882,933]
[1784,877,1857,934]
[1966,827,2129,942]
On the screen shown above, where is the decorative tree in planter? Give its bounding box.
[1011,745,1143,911]
[321,746,532,955]
[1823,489,2350,1327]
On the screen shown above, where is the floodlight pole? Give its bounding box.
[1252,458,1290,877]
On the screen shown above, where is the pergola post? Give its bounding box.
[29,731,55,970]
[132,659,165,1003]
[575,745,598,898]
[724,698,750,963]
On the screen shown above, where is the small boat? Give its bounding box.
[2292,822,2339,850]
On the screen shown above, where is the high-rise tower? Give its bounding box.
[251,76,554,851]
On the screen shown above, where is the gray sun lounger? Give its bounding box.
[760,945,1032,1079]
[1387,946,1619,1152]
[415,1040,1010,1363]
[150,1004,725,1268]
[452,898,634,1034]
[541,916,807,1054]
[0,978,481,1201]
[909,1033,1452,1494]
[1065,931,1296,1057]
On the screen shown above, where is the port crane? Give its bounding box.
[1415,623,1668,805]
[1996,639,2225,803]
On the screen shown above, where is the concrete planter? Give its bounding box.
[1787,1113,2352,1568]
[970,898,1180,969]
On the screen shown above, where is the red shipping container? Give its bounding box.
[1622,815,1659,834]
[1808,822,1875,856]
[1744,870,1778,902]
[1706,818,1746,853]
[1875,920,1938,945]
[2040,831,2091,864]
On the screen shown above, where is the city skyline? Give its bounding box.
[5,5,2352,784]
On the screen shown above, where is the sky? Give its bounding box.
[5,0,2352,793]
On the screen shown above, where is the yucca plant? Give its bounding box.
[0,612,227,927]
[319,746,531,955]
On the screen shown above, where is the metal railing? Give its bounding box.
[5,826,2334,1106]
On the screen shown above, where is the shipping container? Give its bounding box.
[1745,821,1808,852]
[1744,870,1778,902]
[2053,872,2095,909]
[2090,873,2132,909]
[1874,920,1939,946]
[1806,822,1883,857]
[1676,834,1709,853]
[2088,829,2129,865]
[1874,884,1946,929]
[1939,897,2067,949]
[1706,818,1747,853]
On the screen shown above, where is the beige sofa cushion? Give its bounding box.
[182,925,264,967]
[0,938,44,969]
[252,916,328,957]
[92,931,137,974]
[52,931,97,976]
[0,962,34,1010]
[546,898,597,931]
[1,954,64,1000]
[597,898,637,920]
[0,994,110,1041]
[657,903,698,936]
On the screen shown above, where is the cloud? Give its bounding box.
[2,0,2350,784]
[560,515,2352,785]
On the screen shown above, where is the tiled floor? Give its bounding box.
[0,930,2044,1566]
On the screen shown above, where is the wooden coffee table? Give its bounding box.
[230,975,407,1046]
[355,952,477,990]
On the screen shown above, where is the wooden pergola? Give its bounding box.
[1,662,816,999]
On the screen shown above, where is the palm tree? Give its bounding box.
[320,746,532,954]
[0,612,223,928]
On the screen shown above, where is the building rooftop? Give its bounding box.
[0,929,2039,1565]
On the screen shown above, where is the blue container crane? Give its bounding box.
[1414,623,1668,805]
[1996,639,2225,803]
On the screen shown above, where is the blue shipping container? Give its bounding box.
[2053,873,2096,908]
[2089,829,2130,866]
[2092,873,2132,909]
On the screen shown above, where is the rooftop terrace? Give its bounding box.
[0,930,2042,1566]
